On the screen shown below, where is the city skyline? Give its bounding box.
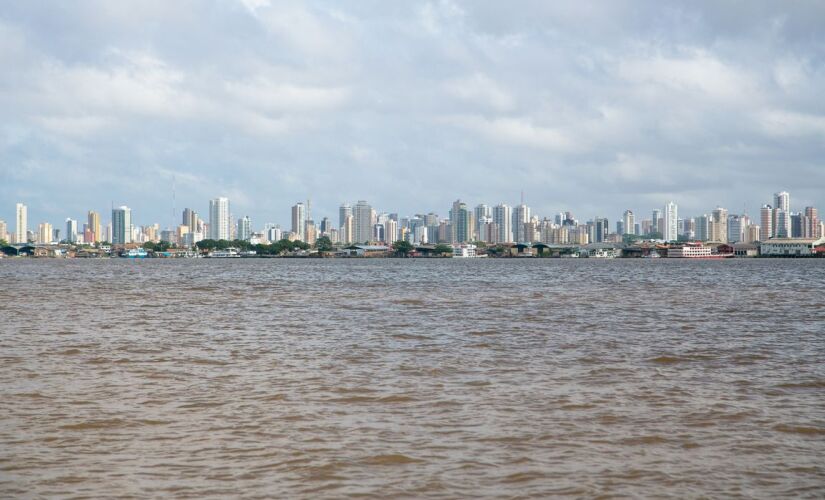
[1,2,825,226]
[3,188,821,247]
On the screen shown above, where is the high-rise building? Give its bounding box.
[237,216,251,241]
[710,207,728,243]
[663,202,678,241]
[15,203,27,244]
[622,210,635,236]
[695,215,709,241]
[773,191,790,238]
[182,208,198,232]
[512,204,530,243]
[65,218,78,243]
[493,204,512,243]
[594,217,609,242]
[290,202,306,241]
[804,207,819,238]
[305,220,317,245]
[760,205,773,241]
[727,214,743,243]
[353,200,372,244]
[112,206,132,244]
[341,214,354,244]
[450,200,471,243]
[384,219,398,243]
[0,220,7,242]
[474,204,490,241]
[208,197,230,241]
[652,209,663,236]
[37,222,53,244]
[339,203,352,232]
[87,210,101,243]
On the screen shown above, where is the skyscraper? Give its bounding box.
[87,210,101,243]
[209,197,230,240]
[474,204,490,241]
[182,208,198,232]
[760,205,773,241]
[773,191,790,238]
[339,203,352,232]
[237,216,252,241]
[112,206,132,244]
[37,222,53,244]
[512,204,530,243]
[652,209,663,236]
[291,202,306,241]
[493,204,512,243]
[450,200,471,243]
[727,214,743,243]
[15,203,27,244]
[663,202,678,241]
[594,217,609,242]
[353,200,372,244]
[622,210,635,236]
[710,207,728,243]
[0,220,7,242]
[341,214,354,244]
[65,218,78,243]
[805,207,819,238]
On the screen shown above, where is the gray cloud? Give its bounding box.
[1,0,823,230]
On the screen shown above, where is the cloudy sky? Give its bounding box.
[1,0,824,230]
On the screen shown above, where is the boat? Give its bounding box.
[207,248,241,258]
[122,248,148,258]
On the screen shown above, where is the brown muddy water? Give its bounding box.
[1,258,824,498]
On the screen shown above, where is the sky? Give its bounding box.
[1,0,824,230]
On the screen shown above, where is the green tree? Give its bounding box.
[433,243,453,256]
[0,239,8,248]
[393,240,414,257]
[315,236,333,252]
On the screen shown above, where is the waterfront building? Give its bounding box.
[664,202,678,241]
[760,237,825,257]
[451,244,478,258]
[112,206,132,244]
[209,197,230,241]
[65,218,78,243]
[622,210,635,236]
[493,204,512,243]
[667,243,713,258]
[760,205,773,241]
[353,200,372,244]
[237,216,252,241]
[291,202,306,242]
[15,203,27,244]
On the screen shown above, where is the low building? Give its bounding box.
[733,243,759,257]
[451,244,478,258]
[760,237,825,257]
[343,245,389,257]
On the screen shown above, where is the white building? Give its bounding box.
[760,237,825,257]
[353,200,372,244]
[622,210,635,236]
[493,204,512,243]
[209,197,230,240]
[291,202,306,242]
[15,203,27,244]
[663,201,678,241]
[237,216,252,241]
[512,204,530,243]
[667,244,713,258]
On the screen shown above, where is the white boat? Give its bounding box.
[207,248,241,258]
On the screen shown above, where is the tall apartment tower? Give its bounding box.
[15,203,27,244]
[112,206,132,244]
[652,209,663,236]
[291,202,306,241]
[773,191,790,238]
[65,218,78,243]
[804,207,820,238]
[87,210,102,243]
[352,200,372,244]
[450,200,471,243]
[622,210,635,236]
[512,204,531,243]
[710,207,728,243]
[237,216,252,241]
[493,204,513,243]
[663,202,678,241]
[760,205,773,241]
[339,204,352,230]
[209,197,231,240]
